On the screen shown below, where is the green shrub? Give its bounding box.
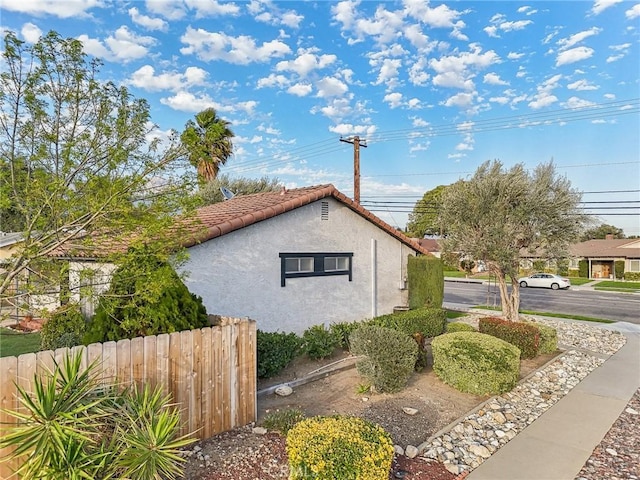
[84,246,208,344]
[40,303,85,350]
[407,255,444,309]
[349,325,418,393]
[369,307,446,338]
[479,316,540,359]
[262,408,306,435]
[567,269,579,277]
[302,324,339,360]
[614,260,624,280]
[578,260,588,278]
[557,259,569,276]
[624,272,640,281]
[257,330,302,378]
[446,321,477,333]
[432,332,521,395]
[286,416,394,480]
[0,351,193,480]
[528,322,558,354]
[330,321,362,350]
[441,252,460,271]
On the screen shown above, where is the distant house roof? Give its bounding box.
[50,184,430,259]
[188,184,430,255]
[416,238,441,254]
[570,239,640,259]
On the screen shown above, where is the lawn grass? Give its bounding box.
[0,327,42,358]
[471,306,615,324]
[445,310,467,319]
[568,278,593,286]
[594,281,640,289]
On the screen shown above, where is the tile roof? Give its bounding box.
[187,184,430,255]
[417,238,441,253]
[569,239,640,258]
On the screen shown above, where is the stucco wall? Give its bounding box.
[69,261,117,318]
[181,198,418,334]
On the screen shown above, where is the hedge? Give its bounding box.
[446,322,477,333]
[368,307,446,338]
[614,260,625,280]
[479,316,540,359]
[431,332,521,395]
[624,272,640,281]
[578,260,588,278]
[407,255,444,309]
[257,330,302,378]
[527,321,558,354]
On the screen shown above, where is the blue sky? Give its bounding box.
[1,0,639,235]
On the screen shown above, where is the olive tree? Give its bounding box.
[438,160,588,321]
[0,31,196,301]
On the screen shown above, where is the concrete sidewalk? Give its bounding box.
[466,326,640,480]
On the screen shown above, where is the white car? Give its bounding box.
[518,273,571,290]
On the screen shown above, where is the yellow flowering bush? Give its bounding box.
[286,416,394,480]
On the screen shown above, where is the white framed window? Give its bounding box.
[324,256,349,272]
[285,257,314,273]
[629,260,640,272]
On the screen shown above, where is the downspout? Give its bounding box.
[371,239,377,317]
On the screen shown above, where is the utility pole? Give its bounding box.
[340,136,367,204]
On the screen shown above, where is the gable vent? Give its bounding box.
[321,201,329,220]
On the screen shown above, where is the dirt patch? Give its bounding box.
[257,347,556,448]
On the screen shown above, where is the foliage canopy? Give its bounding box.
[406,185,448,238]
[198,173,282,205]
[438,160,588,321]
[0,31,196,299]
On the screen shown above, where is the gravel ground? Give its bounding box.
[576,389,640,480]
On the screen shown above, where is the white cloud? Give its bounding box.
[407,98,421,109]
[556,46,594,66]
[315,77,349,98]
[408,57,430,86]
[180,26,291,64]
[251,2,304,28]
[21,23,42,43]
[411,117,429,127]
[129,7,168,31]
[483,72,509,85]
[160,91,256,115]
[287,83,313,96]
[567,79,599,90]
[626,4,640,19]
[78,26,156,63]
[0,0,103,18]
[489,96,510,105]
[484,14,533,37]
[317,98,353,120]
[564,96,596,109]
[443,92,475,108]
[145,0,186,20]
[128,65,208,92]
[185,0,240,17]
[374,58,402,86]
[557,27,602,51]
[592,0,623,15]
[329,123,377,136]
[409,142,429,153]
[275,52,337,77]
[403,0,464,29]
[603,93,616,99]
[429,45,500,91]
[256,74,289,89]
[528,93,558,109]
[507,51,525,60]
[383,92,403,108]
[606,54,624,63]
[404,24,436,51]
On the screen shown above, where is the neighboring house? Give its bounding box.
[416,238,441,258]
[0,232,23,263]
[180,184,430,334]
[569,238,640,279]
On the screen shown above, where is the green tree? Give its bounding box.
[580,223,625,241]
[181,108,234,182]
[84,246,208,343]
[439,160,588,321]
[198,174,282,205]
[0,31,195,299]
[406,185,448,237]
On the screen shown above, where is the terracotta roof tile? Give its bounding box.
[187,184,430,255]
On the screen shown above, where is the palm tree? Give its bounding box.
[181,108,234,182]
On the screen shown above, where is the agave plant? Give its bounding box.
[0,351,194,480]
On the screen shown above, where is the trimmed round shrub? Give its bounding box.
[432,332,521,395]
[479,316,540,359]
[446,321,477,333]
[257,330,302,378]
[349,325,418,393]
[286,416,394,480]
[40,303,85,350]
[302,324,339,360]
[368,307,446,338]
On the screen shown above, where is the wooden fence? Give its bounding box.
[0,317,256,479]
